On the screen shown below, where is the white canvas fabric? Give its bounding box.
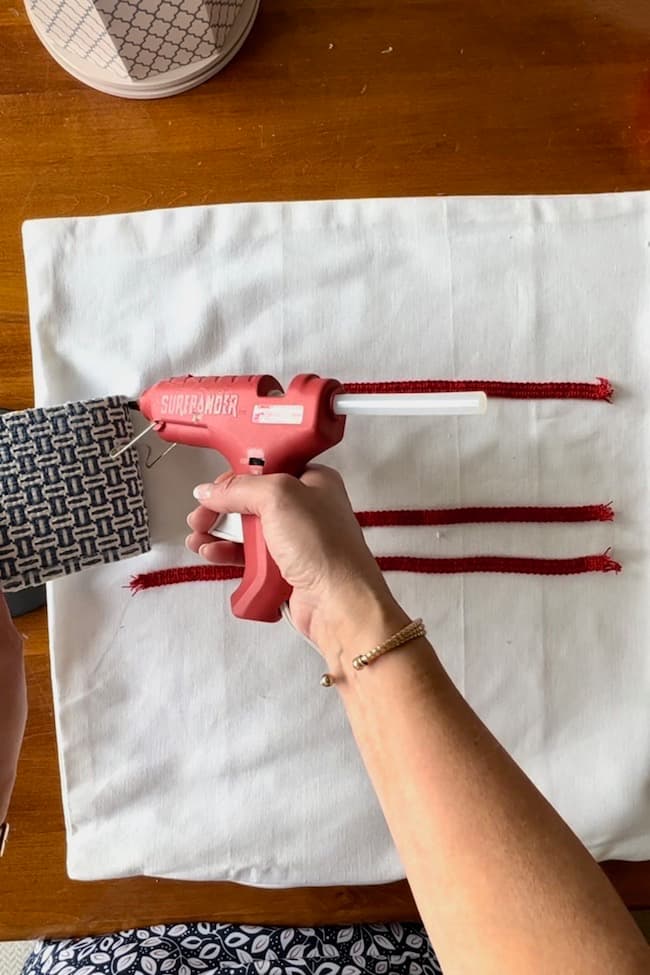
[22,193,650,882]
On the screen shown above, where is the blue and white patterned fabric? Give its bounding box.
[0,397,150,592]
[22,922,443,975]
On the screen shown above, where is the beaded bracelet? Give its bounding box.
[320,617,426,687]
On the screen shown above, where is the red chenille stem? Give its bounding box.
[129,550,620,592]
[343,377,613,401]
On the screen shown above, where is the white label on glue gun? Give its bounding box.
[252,404,304,425]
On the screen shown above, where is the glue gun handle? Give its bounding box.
[230,513,292,622]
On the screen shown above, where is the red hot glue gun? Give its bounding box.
[119,374,486,623]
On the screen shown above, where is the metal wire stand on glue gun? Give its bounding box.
[111,373,486,624]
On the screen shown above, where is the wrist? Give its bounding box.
[310,580,411,671]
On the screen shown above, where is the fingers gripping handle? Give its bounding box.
[231,514,292,622]
[197,374,345,622]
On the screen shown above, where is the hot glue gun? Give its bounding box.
[114,374,486,623]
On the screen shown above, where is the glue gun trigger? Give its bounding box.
[210,512,244,544]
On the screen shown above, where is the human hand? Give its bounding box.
[186,466,407,661]
[0,595,27,825]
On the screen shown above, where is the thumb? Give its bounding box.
[193,471,272,516]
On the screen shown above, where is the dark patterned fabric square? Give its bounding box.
[0,397,150,591]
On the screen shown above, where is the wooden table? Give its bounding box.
[1,0,650,941]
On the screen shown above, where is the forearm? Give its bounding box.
[188,468,648,971]
[321,591,649,975]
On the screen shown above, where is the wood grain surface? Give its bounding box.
[1,0,650,940]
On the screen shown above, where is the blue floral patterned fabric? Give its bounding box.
[22,921,442,975]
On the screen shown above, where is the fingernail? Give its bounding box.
[193,484,213,500]
[199,544,211,557]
